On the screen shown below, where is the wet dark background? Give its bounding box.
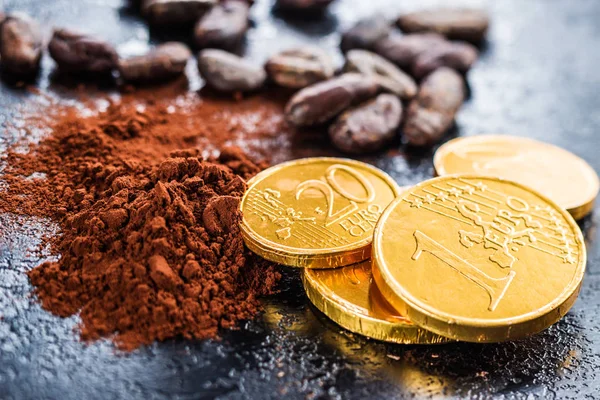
[1,0,600,398]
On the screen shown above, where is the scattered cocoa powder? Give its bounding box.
[0,83,288,350]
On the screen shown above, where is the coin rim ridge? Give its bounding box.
[302,266,452,344]
[241,227,371,268]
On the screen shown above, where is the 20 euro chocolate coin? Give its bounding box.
[434,135,599,219]
[372,175,586,342]
[240,158,400,268]
[303,260,450,344]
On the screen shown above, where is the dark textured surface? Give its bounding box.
[1,0,600,399]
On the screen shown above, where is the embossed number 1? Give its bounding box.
[412,230,515,311]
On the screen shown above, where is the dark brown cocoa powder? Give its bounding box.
[0,85,284,351]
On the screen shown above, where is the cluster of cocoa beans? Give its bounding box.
[284,9,489,152]
[0,0,335,83]
[0,3,489,151]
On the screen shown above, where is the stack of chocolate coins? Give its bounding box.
[239,135,598,343]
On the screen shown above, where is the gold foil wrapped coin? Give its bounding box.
[373,175,586,342]
[303,260,450,344]
[434,135,599,219]
[241,158,400,268]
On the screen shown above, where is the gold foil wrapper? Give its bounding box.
[241,157,400,268]
[373,175,586,342]
[434,135,599,219]
[303,260,450,344]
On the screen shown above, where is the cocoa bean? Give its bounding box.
[403,67,465,146]
[340,15,391,53]
[48,28,118,74]
[284,73,380,127]
[194,0,249,50]
[118,42,191,82]
[230,0,255,6]
[345,49,416,99]
[329,94,402,154]
[265,47,334,89]
[275,0,335,13]
[412,41,478,79]
[197,49,266,92]
[374,32,446,70]
[0,13,43,76]
[397,8,490,44]
[142,0,216,25]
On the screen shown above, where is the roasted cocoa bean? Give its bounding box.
[265,47,334,89]
[229,0,255,6]
[275,0,335,13]
[397,8,490,44]
[284,73,380,127]
[345,49,417,99]
[48,28,118,74]
[118,42,191,82]
[197,49,266,92]
[142,0,216,25]
[403,67,465,146]
[340,15,391,53]
[412,41,478,79]
[0,13,7,60]
[329,94,402,154]
[374,32,446,70]
[194,0,249,50]
[0,13,43,76]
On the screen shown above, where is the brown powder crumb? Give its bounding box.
[0,86,283,351]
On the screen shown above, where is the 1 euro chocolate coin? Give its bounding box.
[372,175,586,342]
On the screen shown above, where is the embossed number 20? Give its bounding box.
[295,165,375,227]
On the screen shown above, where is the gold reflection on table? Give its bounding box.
[303,260,450,344]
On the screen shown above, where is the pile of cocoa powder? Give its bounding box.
[0,2,492,350]
[0,84,288,350]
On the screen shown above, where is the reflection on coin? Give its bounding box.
[434,135,599,219]
[373,175,586,342]
[303,260,450,344]
[240,158,400,268]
